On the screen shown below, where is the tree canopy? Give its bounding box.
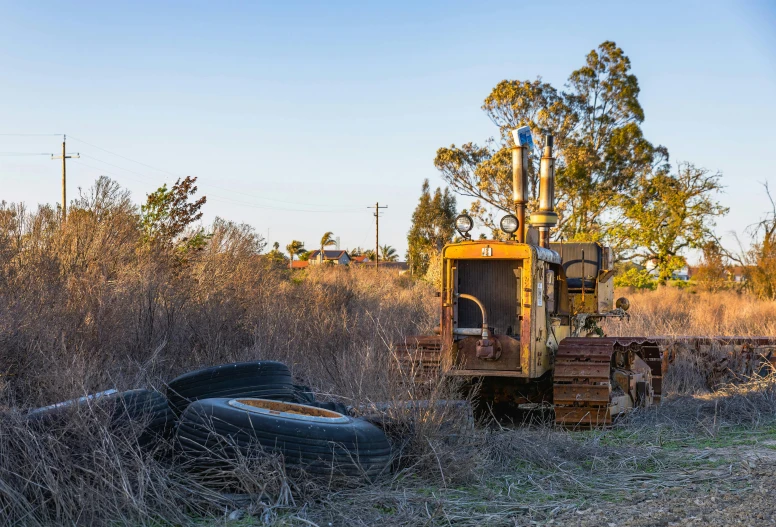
[319,232,336,264]
[435,41,666,240]
[285,240,305,268]
[406,179,457,276]
[609,163,728,281]
[734,183,776,299]
[433,41,727,278]
[141,176,207,246]
[380,244,398,262]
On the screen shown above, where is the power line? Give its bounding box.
[69,135,179,177]
[0,152,53,156]
[71,135,357,211]
[0,133,62,137]
[2,133,363,214]
[367,202,388,270]
[204,193,364,214]
[80,154,158,183]
[71,158,364,214]
[358,215,376,248]
[71,159,150,186]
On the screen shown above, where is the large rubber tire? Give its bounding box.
[26,389,175,448]
[166,361,295,415]
[176,398,391,479]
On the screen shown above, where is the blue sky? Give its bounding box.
[1,1,774,259]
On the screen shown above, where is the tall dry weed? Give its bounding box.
[0,192,437,408]
[606,287,776,337]
[4,182,776,524]
[0,185,457,524]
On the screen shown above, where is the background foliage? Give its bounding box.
[432,41,727,281]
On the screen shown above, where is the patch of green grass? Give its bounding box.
[372,503,396,514]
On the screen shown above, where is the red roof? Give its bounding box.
[290,260,309,269]
[351,255,371,263]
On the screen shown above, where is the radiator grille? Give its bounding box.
[456,260,520,336]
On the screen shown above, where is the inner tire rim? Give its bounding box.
[228,398,350,423]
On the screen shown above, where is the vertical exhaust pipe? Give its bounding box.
[534,134,558,249]
[511,142,529,243]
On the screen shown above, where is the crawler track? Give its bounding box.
[394,335,776,428]
[553,338,661,427]
[394,335,443,381]
[553,336,776,429]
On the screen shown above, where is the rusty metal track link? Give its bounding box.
[394,335,444,381]
[553,338,622,428]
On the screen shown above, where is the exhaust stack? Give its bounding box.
[511,141,529,243]
[533,134,558,249]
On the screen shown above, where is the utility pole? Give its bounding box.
[51,135,79,222]
[367,202,388,270]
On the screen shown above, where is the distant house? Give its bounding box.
[726,266,747,283]
[645,262,691,281]
[672,266,690,281]
[675,265,748,283]
[307,250,352,265]
[290,260,309,270]
[351,255,371,264]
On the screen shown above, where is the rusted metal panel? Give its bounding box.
[553,361,610,379]
[456,334,521,371]
[553,338,618,428]
[521,252,534,377]
[394,335,443,381]
[443,240,533,260]
[445,369,529,378]
[556,347,615,361]
[553,384,610,404]
[552,335,776,428]
[611,336,776,346]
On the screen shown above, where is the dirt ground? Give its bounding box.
[299,418,776,527]
[549,445,776,527]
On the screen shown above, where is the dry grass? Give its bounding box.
[2,188,776,525]
[0,191,468,525]
[607,287,776,337]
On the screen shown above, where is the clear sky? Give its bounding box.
[1,1,774,259]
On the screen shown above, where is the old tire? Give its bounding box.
[176,398,391,478]
[26,389,174,448]
[166,361,295,415]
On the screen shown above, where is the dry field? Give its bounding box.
[607,288,776,338]
[2,196,776,525]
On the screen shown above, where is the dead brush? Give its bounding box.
[300,423,669,527]
[3,191,776,524]
[626,368,776,439]
[607,287,776,337]
[0,402,301,526]
[345,350,483,488]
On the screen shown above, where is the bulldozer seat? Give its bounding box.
[550,242,601,292]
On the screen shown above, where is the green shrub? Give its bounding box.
[614,268,658,290]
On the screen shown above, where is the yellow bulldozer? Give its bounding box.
[398,131,776,427]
